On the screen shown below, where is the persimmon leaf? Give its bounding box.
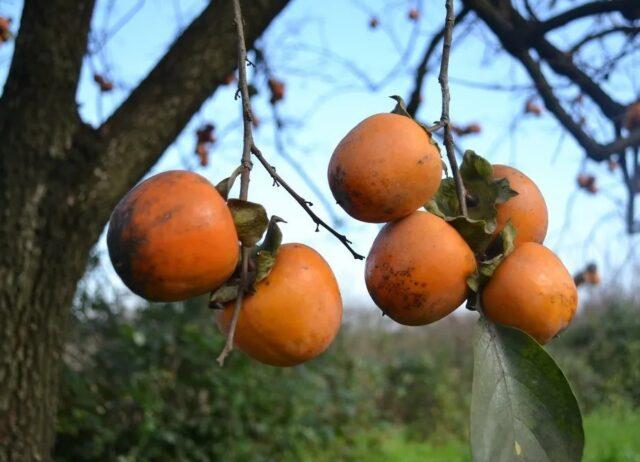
[471,317,584,462]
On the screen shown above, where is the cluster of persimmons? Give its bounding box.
[107,170,342,367]
[107,100,579,372]
[328,108,578,345]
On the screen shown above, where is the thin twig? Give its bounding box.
[434,0,467,216]
[406,6,471,117]
[251,145,365,260]
[217,0,253,366]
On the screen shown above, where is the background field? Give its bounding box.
[54,284,640,461]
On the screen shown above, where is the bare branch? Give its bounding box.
[406,6,471,117]
[217,0,256,367]
[251,145,364,260]
[533,0,637,35]
[435,0,468,217]
[82,0,288,218]
[568,26,640,55]
[464,0,625,121]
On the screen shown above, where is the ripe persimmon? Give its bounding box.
[108,170,239,302]
[328,113,442,223]
[624,102,640,131]
[365,211,476,325]
[482,242,578,344]
[493,164,548,246]
[216,243,342,367]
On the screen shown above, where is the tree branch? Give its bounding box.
[533,0,636,35]
[0,0,96,158]
[458,0,640,163]
[82,0,288,217]
[463,0,625,121]
[406,6,470,117]
[513,47,640,161]
[251,145,364,260]
[434,0,468,217]
[216,0,256,367]
[568,26,640,55]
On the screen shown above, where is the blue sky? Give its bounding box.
[1,0,637,307]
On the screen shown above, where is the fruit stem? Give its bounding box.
[217,0,254,366]
[436,0,468,217]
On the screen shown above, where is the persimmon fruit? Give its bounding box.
[216,243,342,367]
[482,242,578,344]
[328,113,442,223]
[107,170,239,302]
[365,211,476,325]
[624,102,640,131]
[492,164,548,246]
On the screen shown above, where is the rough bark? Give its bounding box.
[0,0,288,460]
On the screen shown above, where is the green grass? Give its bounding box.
[310,410,640,462]
[583,410,640,462]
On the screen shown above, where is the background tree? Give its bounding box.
[0,0,638,460]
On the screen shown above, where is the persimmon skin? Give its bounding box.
[216,244,342,367]
[328,113,442,223]
[624,102,640,131]
[493,164,548,246]
[482,242,578,344]
[107,170,239,302]
[365,211,476,326]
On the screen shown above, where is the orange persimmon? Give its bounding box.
[107,170,239,301]
[216,244,342,367]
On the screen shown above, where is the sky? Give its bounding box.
[1,0,638,309]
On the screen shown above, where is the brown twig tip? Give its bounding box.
[250,145,365,260]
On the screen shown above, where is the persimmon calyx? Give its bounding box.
[216,165,244,200]
[209,215,285,308]
[227,199,269,247]
[426,150,517,254]
[466,221,516,309]
[389,95,441,154]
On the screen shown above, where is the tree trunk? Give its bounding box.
[0,207,96,460]
[0,0,288,459]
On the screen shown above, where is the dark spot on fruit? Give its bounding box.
[107,195,148,297]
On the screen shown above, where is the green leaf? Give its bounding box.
[254,216,285,284]
[227,199,269,247]
[471,317,584,462]
[215,166,244,200]
[426,151,518,256]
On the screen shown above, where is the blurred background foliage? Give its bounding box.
[54,285,640,461]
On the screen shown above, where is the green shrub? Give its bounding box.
[55,289,640,460]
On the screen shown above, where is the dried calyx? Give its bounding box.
[209,168,286,307]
